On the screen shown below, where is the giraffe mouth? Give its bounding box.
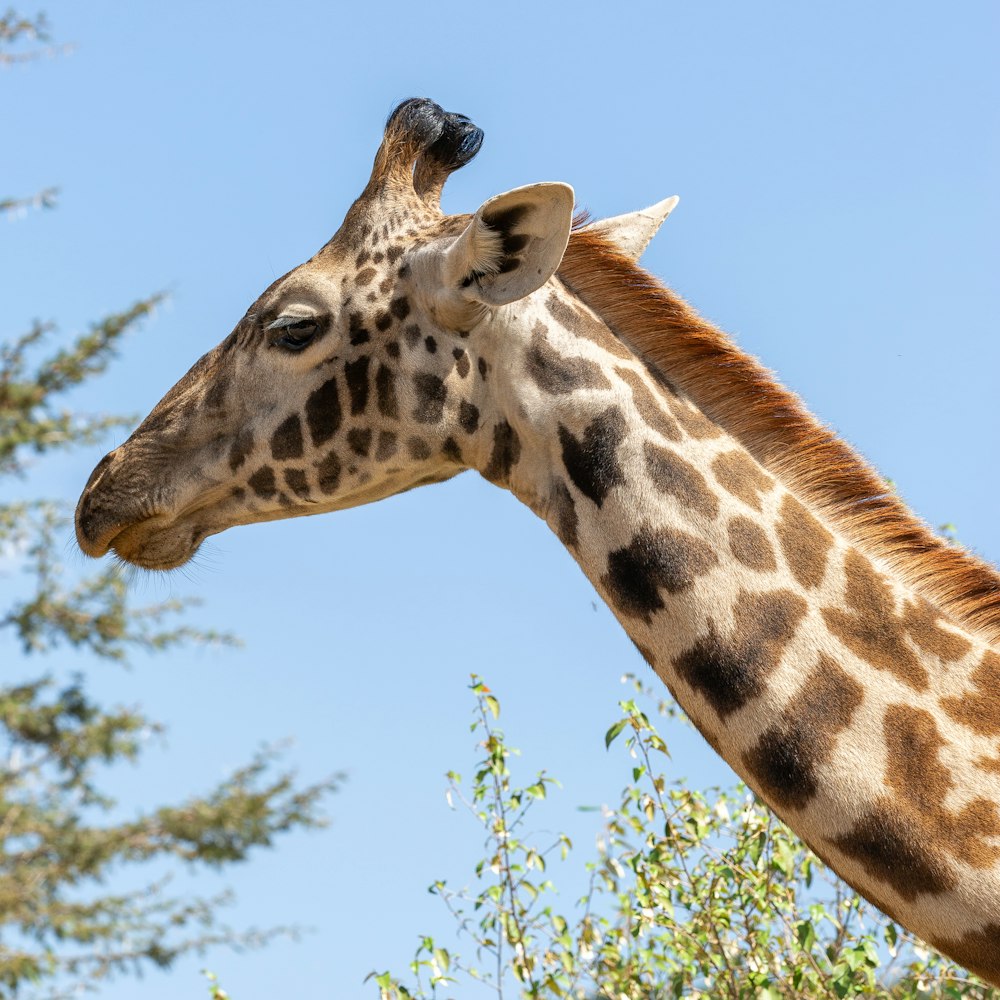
[100,486,329,570]
[105,517,211,570]
[94,486,239,570]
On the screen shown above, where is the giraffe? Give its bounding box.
[74,99,1000,983]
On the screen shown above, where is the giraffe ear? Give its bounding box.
[583,196,680,261]
[445,183,575,307]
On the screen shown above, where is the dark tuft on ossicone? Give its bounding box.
[410,103,485,207]
[384,97,448,151]
[423,112,484,172]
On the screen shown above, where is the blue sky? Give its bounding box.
[3,1,998,996]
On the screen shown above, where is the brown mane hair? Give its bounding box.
[558,227,1000,645]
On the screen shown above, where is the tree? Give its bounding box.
[369,676,997,999]
[0,13,335,997]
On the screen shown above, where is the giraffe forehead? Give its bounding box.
[257,212,472,319]
[256,262,347,314]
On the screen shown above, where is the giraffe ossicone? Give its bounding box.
[75,98,1000,984]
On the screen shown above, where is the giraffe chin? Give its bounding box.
[106,517,209,571]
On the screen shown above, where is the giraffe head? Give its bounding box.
[75,99,674,570]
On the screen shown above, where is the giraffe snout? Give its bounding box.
[75,447,133,557]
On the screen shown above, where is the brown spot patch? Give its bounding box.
[645,366,722,440]
[711,451,775,511]
[344,356,371,415]
[727,516,777,572]
[559,407,627,509]
[616,367,682,443]
[674,589,807,718]
[742,654,863,810]
[459,400,479,435]
[355,267,376,286]
[483,420,521,485]
[776,493,832,589]
[834,702,1000,905]
[931,924,1000,987]
[822,549,928,690]
[526,323,612,395]
[831,798,957,900]
[884,704,1000,869]
[284,467,310,499]
[407,436,431,460]
[977,753,1000,776]
[413,372,447,424]
[546,290,633,360]
[941,650,1000,737]
[305,377,342,447]
[270,414,304,461]
[349,313,370,346]
[548,478,578,548]
[375,364,398,419]
[602,526,718,623]
[375,430,397,461]
[228,428,254,473]
[204,372,231,410]
[643,440,719,520]
[903,599,971,663]
[315,449,341,494]
[674,405,721,440]
[347,427,372,457]
[247,466,277,500]
[452,347,470,378]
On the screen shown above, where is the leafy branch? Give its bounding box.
[370,677,997,1000]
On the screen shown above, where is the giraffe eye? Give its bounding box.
[269,316,319,352]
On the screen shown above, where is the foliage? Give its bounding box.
[0,12,337,997]
[0,8,68,66]
[202,971,230,1000]
[368,676,997,1000]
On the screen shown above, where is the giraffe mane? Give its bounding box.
[558,227,1000,645]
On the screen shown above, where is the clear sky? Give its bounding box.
[3,2,998,997]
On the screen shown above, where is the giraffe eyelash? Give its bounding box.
[267,314,323,352]
[267,314,318,330]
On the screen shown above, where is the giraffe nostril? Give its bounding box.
[76,496,102,545]
[83,449,118,492]
[76,450,126,553]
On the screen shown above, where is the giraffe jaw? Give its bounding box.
[102,515,214,570]
[79,484,251,570]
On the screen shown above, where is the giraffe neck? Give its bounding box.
[467,272,1000,985]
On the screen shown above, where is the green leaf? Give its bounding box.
[796,919,816,951]
[605,719,627,748]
